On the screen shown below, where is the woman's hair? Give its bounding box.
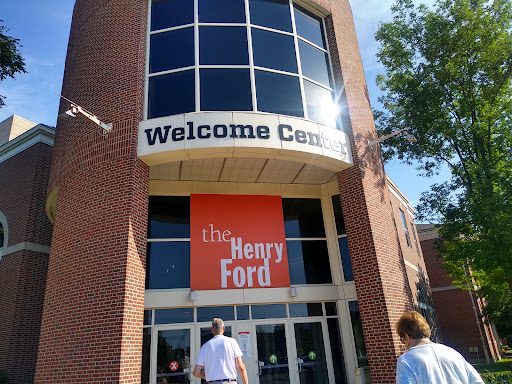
[396,311,431,340]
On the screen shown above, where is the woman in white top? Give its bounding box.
[395,311,484,384]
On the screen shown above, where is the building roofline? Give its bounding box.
[0,124,55,164]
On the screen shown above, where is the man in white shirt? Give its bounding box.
[193,318,249,384]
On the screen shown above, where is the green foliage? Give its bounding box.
[375,0,512,338]
[480,372,512,384]
[475,358,512,374]
[0,20,27,108]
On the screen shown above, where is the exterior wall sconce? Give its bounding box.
[289,287,297,297]
[189,290,196,301]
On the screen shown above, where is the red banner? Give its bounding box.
[190,194,290,290]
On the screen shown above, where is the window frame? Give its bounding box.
[399,208,412,248]
[145,0,338,127]
[0,211,7,260]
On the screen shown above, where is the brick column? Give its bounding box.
[325,0,414,382]
[34,0,149,382]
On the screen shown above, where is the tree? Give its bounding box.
[0,20,27,108]
[374,0,512,338]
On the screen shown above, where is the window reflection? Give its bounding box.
[282,198,325,238]
[338,237,354,282]
[249,0,293,32]
[200,69,253,111]
[294,5,326,48]
[252,28,298,73]
[255,70,303,117]
[200,26,249,65]
[298,40,331,87]
[287,240,332,284]
[150,28,194,74]
[199,0,246,23]
[148,70,195,119]
[146,242,190,289]
[148,196,190,239]
[303,80,337,127]
[151,0,194,31]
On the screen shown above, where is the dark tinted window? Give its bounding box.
[327,318,349,384]
[197,306,235,322]
[146,242,190,289]
[348,301,368,367]
[303,80,336,127]
[148,196,190,238]
[282,198,325,238]
[255,70,303,117]
[0,222,3,248]
[199,0,246,23]
[287,240,332,284]
[249,0,292,32]
[299,40,331,87]
[338,237,353,282]
[251,304,287,319]
[141,328,151,384]
[150,28,194,74]
[200,26,249,65]
[155,307,194,324]
[289,303,323,317]
[151,0,194,31]
[200,69,253,111]
[144,310,152,325]
[331,195,346,235]
[201,326,232,345]
[325,302,337,316]
[252,28,297,73]
[294,5,326,48]
[148,70,195,119]
[237,305,250,320]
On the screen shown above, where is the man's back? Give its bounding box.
[196,335,242,382]
[396,344,484,384]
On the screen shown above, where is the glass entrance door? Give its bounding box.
[153,328,193,384]
[255,323,291,384]
[292,322,329,384]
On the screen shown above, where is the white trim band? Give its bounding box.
[1,242,51,258]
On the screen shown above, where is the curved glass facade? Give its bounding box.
[147,0,339,128]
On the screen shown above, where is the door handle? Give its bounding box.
[296,358,303,372]
[257,361,264,375]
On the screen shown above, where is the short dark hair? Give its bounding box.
[396,311,431,340]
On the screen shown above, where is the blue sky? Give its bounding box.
[0,0,448,212]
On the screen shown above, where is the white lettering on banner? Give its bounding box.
[203,224,283,288]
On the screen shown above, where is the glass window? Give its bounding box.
[146,242,190,289]
[348,301,368,367]
[150,28,194,74]
[294,5,326,48]
[155,308,194,324]
[199,0,246,23]
[325,302,337,316]
[255,70,303,117]
[199,26,249,65]
[303,80,337,127]
[151,0,194,31]
[252,28,297,73]
[148,70,195,119]
[298,40,331,87]
[141,328,151,384]
[148,196,190,239]
[249,0,292,32]
[287,240,332,284]
[197,306,235,322]
[237,305,250,320]
[327,318,348,384]
[282,198,325,238]
[400,209,412,247]
[289,303,323,317]
[411,222,421,257]
[200,69,252,111]
[144,310,152,325]
[338,237,353,282]
[251,304,287,319]
[331,195,346,235]
[0,222,4,248]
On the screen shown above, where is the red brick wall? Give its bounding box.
[34,0,149,383]
[328,1,414,382]
[0,143,53,383]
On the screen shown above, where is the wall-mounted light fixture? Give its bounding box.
[368,128,417,147]
[57,93,113,135]
[189,290,196,301]
[289,287,297,297]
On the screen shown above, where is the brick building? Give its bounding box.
[0,116,55,384]
[0,1,437,383]
[418,224,501,364]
